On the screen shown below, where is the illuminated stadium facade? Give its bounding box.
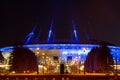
[0,22,120,73]
[1,43,120,63]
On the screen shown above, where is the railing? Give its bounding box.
[0,74,120,80]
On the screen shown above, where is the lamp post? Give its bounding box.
[83,48,86,75]
[78,53,81,73]
[42,53,45,74]
[115,51,117,75]
[36,48,40,74]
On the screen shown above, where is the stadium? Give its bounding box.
[0,22,120,73]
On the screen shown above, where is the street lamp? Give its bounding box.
[115,51,118,75]
[42,52,45,74]
[83,48,86,75]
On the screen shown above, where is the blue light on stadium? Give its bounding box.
[1,44,120,64]
[1,21,120,73]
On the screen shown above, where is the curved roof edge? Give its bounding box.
[0,43,120,52]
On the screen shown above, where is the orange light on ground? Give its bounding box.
[42,53,45,55]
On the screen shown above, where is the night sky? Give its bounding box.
[1,0,120,48]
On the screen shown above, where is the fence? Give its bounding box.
[0,74,120,80]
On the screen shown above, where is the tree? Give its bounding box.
[0,51,4,63]
[9,46,38,73]
[84,47,99,72]
[84,43,114,73]
[97,44,114,72]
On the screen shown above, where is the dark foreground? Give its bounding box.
[0,73,120,80]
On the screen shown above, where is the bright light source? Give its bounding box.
[42,53,45,55]
[82,48,86,52]
[36,48,40,50]
[80,65,84,71]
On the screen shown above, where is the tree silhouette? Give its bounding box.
[84,43,114,73]
[84,47,99,72]
[9,46,38,73]
[0,51,4,63]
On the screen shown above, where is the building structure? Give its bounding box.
[0,22,120,73]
